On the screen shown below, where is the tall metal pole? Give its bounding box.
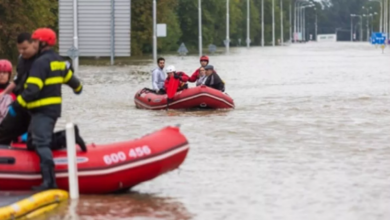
[315,8,317,40]
[289,2,292,42]
[226,0,230,52]
[272,0,275,46]
[360,16,363,41]
[298,5,302,41]
[198,0,202,56]
[73,0,79,73]
[300,7,303,41]
[380,0,383,32]
[261,0,264,46]
[110,0,115,65]
[351,15,353,41]
[369,0,383,32]
[384,0,386,35]
[280,0,284,45]
[383,0,389,37]
[152,0,157,64]
[302,7,306,42]
[247,0,250,48]
[384,0,386,37]
[386,0,389,40]
[367,15,369,41]
[294,2,297,42]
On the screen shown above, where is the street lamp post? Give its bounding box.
[226,0,230,52]
[272,0,275,46]
[314,7,317,41]
[280,0,284,45]
[294,0,307,43]
[350,14,355,41]
[302,4,314,42]
[353,14,363,41]
[198,0,202,57]
[261,0,264,46]
[247,0,250,48]
[152,0,157,64]
[369,0,382,32]
[289,2,292,43]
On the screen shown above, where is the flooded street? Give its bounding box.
[48,42,390,220]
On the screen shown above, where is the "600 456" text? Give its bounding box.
[103,145,152,165]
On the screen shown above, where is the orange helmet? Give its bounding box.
[0,59,12,73]
[32,28,57,46]
[200,55,209,62]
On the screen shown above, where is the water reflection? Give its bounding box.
[42,192,192,220]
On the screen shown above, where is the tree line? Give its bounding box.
[0,0,381,60]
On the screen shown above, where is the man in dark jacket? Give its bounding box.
[203,65,225,92]
[0,33,38,144]
[8,28,83,190]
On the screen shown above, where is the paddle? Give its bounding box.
[166,76,180,110]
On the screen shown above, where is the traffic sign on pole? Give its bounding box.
[371,32,386,45]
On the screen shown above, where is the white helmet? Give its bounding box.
[166,65,176,73]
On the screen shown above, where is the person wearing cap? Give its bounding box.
[203,65,225,92]
[189,55,209,83]
[8,28,83,190]
[164,65,190,92]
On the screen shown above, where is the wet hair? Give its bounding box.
[17,32,32,44]
[157,57,165,64]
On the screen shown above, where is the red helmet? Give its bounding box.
[0,59,12,73]
[200,55,209,62]
[32,28,57,46]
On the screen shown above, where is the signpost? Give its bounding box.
[371,32,386,53]
[178,43,188,57]
[208,44,217,54]
[67,46,79,74]
[157,24,167,37]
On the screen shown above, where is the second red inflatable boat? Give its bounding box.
[134,85,235,110]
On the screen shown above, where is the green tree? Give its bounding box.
[0,0,57,61]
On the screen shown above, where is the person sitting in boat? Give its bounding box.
[164,65,189,91]
[152,57,166,94]
[203,65,225,92]
[196,66,207,86]
[0,59,16,123]
[188,55,209,83]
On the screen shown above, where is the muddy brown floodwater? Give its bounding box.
[41,42,390,220]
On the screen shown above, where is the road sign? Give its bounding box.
[223,39,230,46]
[67,46,79,59]
[208,44,217,53]
[157,24,167,37]
[177,43,188,56]
[371,32,386,45]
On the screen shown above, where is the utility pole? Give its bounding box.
[280,0,284,45]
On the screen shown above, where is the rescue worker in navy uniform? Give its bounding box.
[8,28,83,190]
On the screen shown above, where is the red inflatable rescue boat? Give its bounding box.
[134,85,234,110]
[0,126,189,194]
